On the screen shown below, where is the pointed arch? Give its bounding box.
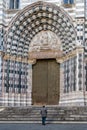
[5,1,76,57]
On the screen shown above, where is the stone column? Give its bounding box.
[26,59,36,106]
[75,47,84,105]
[59,62,64,106]
[0,52,5,106]
[56,58,64,105]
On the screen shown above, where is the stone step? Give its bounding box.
[0,106,87,122]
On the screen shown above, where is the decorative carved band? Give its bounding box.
[3,54,28,63]
[29,50,63,60]
[3,46,84,64]
[62,47,84,62]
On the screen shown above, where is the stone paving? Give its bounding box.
[0,123,87,130]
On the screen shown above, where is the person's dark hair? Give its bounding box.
[43,106,45,107]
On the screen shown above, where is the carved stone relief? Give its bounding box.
[29,30,62,52]
[29,30,63,59]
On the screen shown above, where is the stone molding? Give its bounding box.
[3,46,84,64]
[29,50,63,59]
[61,46,84,62]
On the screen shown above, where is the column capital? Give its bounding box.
[28,59,36,65]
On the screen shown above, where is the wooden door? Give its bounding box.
[32,59,60,105]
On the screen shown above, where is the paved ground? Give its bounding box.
[0,123,87,130]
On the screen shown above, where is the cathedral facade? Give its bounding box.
[0,0,87,106]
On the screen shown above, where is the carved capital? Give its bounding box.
[28,59,36,65]
[56,58,63,63]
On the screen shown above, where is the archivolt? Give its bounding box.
[5,1,76,58]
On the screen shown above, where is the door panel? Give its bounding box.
[32,59,60,105]
[48,60,60,104]
[32,60,48,105]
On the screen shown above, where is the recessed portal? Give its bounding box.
[32,59,60,105]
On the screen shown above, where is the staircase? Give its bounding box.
[0,106,87,123]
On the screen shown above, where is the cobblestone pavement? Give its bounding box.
[0,123,87,130]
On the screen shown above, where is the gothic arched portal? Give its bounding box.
[4,1,76,106]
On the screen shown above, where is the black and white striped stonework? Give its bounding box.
[6,1,76,57]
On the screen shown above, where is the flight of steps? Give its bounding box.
[0,106,87,123]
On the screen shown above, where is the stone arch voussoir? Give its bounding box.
[5,1,76,58]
